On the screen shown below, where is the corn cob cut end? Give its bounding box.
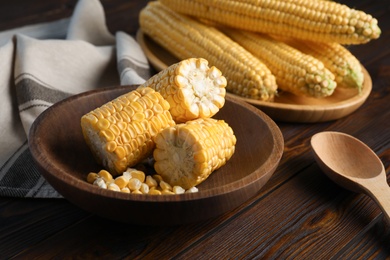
[141,58,227,123]
[81,87,176,176]
[153,118,236,189]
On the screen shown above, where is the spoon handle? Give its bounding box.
[365,174,390,223]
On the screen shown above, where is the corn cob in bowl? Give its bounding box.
[81,87,176,176]
[139,1,277,101]
[159,0,381,45]
[153,118,237,189]
[140,58,227,123]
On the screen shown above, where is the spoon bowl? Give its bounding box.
[311,131,390,222]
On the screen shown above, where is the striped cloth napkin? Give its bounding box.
[0,0,151,198]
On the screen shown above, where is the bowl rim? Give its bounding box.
[29,85,284,203]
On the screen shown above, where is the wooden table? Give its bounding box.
[1,0,389,258]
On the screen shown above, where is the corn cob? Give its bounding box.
[159,0,381,45]
[81,87,176,176]
[140,58,227,123]
[224,29,336,98]
[139,1,277,101]
[153,118,236,189]
[280,39,364,92]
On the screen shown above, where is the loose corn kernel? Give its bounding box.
[121,187,131,193]
[128,178,142,191]
[159,180,172,191]
[122,171,132,181]
[149,189,162,195]
[88,169,200,195]
[185,186,199,193]
[87,172,99,184]
[93,178,107,189]
[131,170,146,183]
[161,190,175,195]
[114,176,129,189]
[145,175,158,188]
[140,183,150,194]
[108,183,121,192]
[98,170,113,182]
[173,186,186,194]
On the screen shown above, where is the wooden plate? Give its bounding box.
[29,85,284,225]
[137,30,372,123]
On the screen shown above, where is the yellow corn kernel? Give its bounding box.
[107,183,121,192]
[153,118,236,189]
[140,58,227,123]
[145,175,158,188]
[131,170,146,183]
[161,190,175,195]
[159,180,172,191]
[121,187,131,193]
[224,30,336,98]
[159,0,381,44]
[87,172,99,184]
[81,87,176,176]
[132,189,142,194]
[98,170,113,182]
[139,2,277,101]
[114,176,129,189]
[185,186,199,193]
[140,183,150,194]
[149,189,162,195]
[127,178,142,191]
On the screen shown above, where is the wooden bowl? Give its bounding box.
[29,85,284,225]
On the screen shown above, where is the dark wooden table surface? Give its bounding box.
[1,0,389,258]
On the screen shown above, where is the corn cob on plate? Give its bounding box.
[136,30,372,123]
[29,85,284,225]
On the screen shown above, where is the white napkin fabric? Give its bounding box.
[0,0,150,198]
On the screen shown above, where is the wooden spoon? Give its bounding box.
[311,131,390,222]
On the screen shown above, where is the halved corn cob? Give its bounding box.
[160,0,381,45]
[153,118,236,189]
[139,1,277,101]
[224,29,336,98]
[140,58,227,123]
[280,39,364,92]
[81,87,176,176]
